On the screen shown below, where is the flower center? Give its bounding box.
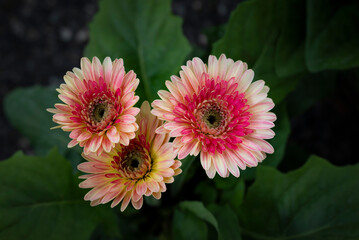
[112,135,151,180]
[123,150,143,170]
[202,107,223,129]
[74,78,122,133]
[195,100,229,136]
[130,158,140,169]
[86,98,118,132]
[92,102,109,123]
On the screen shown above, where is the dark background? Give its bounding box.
[1,0,358,167]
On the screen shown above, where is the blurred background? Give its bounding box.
[1,0,358,167]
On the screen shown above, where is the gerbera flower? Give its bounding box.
[47,57,140,155]
[151,54,276,178]
[78,101,182,211]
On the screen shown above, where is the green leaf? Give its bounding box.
[286,71,336,118]
[239,155,359,240]
[85,0,191,102]
[195,181,218,205]
[3,86,83,167]
[251,31,300,104]
[173,201,220,240]
[179,201,219,234]
[213,0,282,67]
[306,0,359,72]
[219,180,245,214]
[172,208,208,240]
[0,148,119,240]
[242,102,290,180]
[274,0,306,78]
[209,205,242,240]
[212,0,303,104]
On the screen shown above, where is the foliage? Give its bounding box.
[2,0,359,239]
[240,156,359,240]
[0,149,119,240]
[306,0,359,72]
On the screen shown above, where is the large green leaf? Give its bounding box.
[0,149,118,240]
[209,205,242,240]
[306,0,359,72]
[252,33,301,104]
[173,201,220,240]
[286,71,336,118]
[172,208,208,240]
[3,86,82,167]
[212,0,282,67]
[85,0,191,102]
[212,0,304,104]
[219,180,245,214]
[274,0,306,78]
[195,177,245,212]
[179,201,219,234]
[239,156,359,240]
[195,180,218,205]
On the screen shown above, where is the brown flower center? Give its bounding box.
[122,150,144,171]
[202,107,223,129]
[92,102,109,123]
[196,100,229,135]
[112,135,152,180]
[85,97,118,132]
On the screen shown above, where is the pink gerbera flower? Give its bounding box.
[151,54,276,178]
[47,57,140,155]
[78,101,182,211]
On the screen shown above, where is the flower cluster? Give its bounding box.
[49,54,275,210]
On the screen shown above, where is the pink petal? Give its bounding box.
[81,57,94,81]
[89,135,103,153]
[103,57,113,82]
[120,192,132,212]
[152,191,162,200]
[131,197,143,210]
[78,131,92,141]
[238,69,254,92]
[234,147,258,167]
[200,151,212,170]
[106,126,120,143]
[249,120,275,129]
[67,139,78,148]
[205,165,216,179]
[213,153,228,178]
[92,56,103,81]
